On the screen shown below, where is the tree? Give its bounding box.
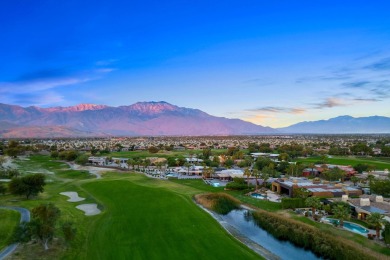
[253,169,260,190]
[370,180,390,197]
[9,174,46,199]
[62,221,77,246]
[350,176,359,186]
[287,164,299,177]
[148,146,159,154]
[278,153,290,161]
[308,163,316,176]
[332,203,350,228]
[260,171,269,188]
[202,148,212,160]
[202,166,214,179]
[75,154,88,165]
[293,188,310,199]
[354,163,373,173]
[0,183,6,194]
[30,203,61,250]
[224,158,234,168]
[277,161,289,173]
[305,197,321,219]
[244,168,251,189]
[126,158,134,169]
[383,222,390,245]
[366,174,376,188]
[0,156,6,168]
[366,212,385,239]
[184,162,191,175]
[322,167,345,182]
[255,157,272,171]
[50,151,59,159]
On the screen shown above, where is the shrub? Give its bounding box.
[195,193,240,215]
[281,198,305,209]
[225,182,248,190]
[252,210,379,260]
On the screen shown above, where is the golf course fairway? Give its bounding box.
[76,179,261,259]
[0,209,20,251]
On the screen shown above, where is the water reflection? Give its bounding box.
[219,210,319,260]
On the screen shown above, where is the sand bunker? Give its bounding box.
[76,204,101,216]
[67,162,116,179]
[60,192,86,202]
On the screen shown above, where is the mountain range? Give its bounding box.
[0,102,274,137]
[278,115,390,134]
[0,102,389,137]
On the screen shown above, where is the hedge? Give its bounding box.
[281,198,305,209]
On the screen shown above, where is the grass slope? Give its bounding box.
[80,180,260,260]
[0,209,20,250]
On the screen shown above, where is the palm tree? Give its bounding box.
[366,212,385,239]
[184,162,190,175]
[287,164,297,177]
[366,174,376,187]
[308,163,316,176]
[202,166,214,179]
[244,168,251,189]
[332,204,350,228]
[260,172,269,188]
[305,197,321,219]
[126,158,134,170]
[252,169,260,191]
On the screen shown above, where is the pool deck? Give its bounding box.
[321,217,377,237]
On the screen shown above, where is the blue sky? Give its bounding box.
[1,1,390,127]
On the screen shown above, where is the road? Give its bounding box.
[0,206,30,260]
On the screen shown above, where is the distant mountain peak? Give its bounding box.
[127,101,180,114]
[44,104,108,112]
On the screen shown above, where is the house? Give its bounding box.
[215,169,244,181]
[250,153,279,161]
[185,157,203,163]
[271,178,362,198]
[88,156,107,166]
[347,195,390,222]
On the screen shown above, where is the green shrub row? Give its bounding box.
[225,182,248,190]
[252,210,378,260]
[281,198,305,209]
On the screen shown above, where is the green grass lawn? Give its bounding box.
[0,209,20,251]
[170,179,282,212]
[296,156,390,170]
[76,179,261,260]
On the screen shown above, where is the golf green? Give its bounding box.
[80,180,261,259]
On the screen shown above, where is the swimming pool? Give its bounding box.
[251,193,267,199]
[323,218,369,235]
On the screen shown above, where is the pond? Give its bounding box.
[219,210,320,260]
